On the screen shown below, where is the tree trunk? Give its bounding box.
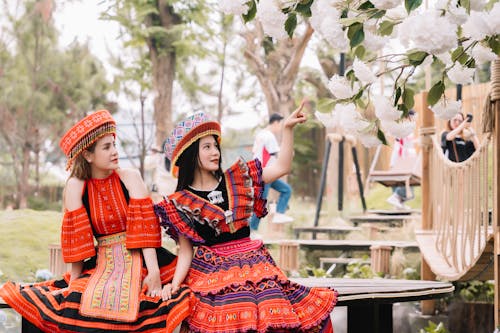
[146,1,181,149]
[243,24,313,117]
[19,142,31,209]
[151,51,175,148]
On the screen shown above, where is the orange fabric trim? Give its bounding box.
[61,206,96,263]
[126,197,161,249]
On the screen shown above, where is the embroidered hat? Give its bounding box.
[59,110,116,170]
[165,112,221,177]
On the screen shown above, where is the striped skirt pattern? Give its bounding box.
[184,238,337,333]
[0,247,194,333]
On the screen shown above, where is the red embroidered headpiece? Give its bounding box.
[164,112,221,178]
[59,110,116,170]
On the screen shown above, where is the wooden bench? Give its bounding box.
[349,214,418,227]
[293,226,361,239]
[265,239,419,275]
[0,296,30,331]
[2,278,454,333]
[290,277,454,333]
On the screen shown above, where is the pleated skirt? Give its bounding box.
[183,238,337,333]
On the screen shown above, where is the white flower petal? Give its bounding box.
[328,75,359,100]
[219,0,249,15]
[430,99,462,119]
[381,120,416,139]
[256,0,288,40]
[447,63,475,85]
[471,44,498,65]
[353,58,377,85]
[373,95,402,121]
[399,10,458,55]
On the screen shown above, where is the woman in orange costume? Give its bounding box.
[154,101,337,332]
[0,110,193,332]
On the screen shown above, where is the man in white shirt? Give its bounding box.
[249,113,294,237]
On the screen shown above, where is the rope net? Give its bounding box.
[429,134,493,275]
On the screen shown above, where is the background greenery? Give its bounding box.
[0,210,61,282]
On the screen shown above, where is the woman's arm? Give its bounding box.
[70,261,84,282]
[64,177,86,280]
[446,119,468,141]
[142,248,161,296]
[262,101,307,184]
[469,128,480,150]
[162,235,193,300]
[118,169,163,296]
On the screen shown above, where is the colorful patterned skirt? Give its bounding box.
[0,234,194,333]
[183,238,337,333]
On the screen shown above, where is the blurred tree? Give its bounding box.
[104,0,213,148]
[0,0,112,208]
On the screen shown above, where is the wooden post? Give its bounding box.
[278,241,299,274]
[419,91,437,315]
[491,58,500,329]
[370,245,392,275]
[49,244,70,278]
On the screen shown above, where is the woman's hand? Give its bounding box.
[143,271,162,297]
[283,100,307,129]
[161,283,180,300]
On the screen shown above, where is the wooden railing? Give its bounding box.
[429,135,493,274]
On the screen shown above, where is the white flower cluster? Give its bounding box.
[371,0,400,10]
[310,0,349,51]
[353,58,377,85]
[256,0,288,40]
[430,99,462,120]
[399,10,458,55]
[218,0,499,147]
[462,3,500,42]
[327,75,360,99]
[447,63,475,85]
[218,0,249,16]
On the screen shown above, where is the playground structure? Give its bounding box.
[413,60,500,324]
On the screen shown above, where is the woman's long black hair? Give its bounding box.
[176,135,223,191]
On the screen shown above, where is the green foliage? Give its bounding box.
[427,81,445,106]
[301,266,329,278]
[285,13,297,38]
[343,258,374,279]
[405,0,423,13]
[243,0,257,22]
[419,321,449,333]
[347,22,364,48]
[27,195,61,211]
[378,20,396,36]
[407,51,429,67]
[0,210,62,282]
[455,280,495,303]
[0,1,112,207]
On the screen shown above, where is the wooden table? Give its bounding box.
[291,278,454,333]
[265,239,419,252]
[2,278,453,333]
[293,226,361,239]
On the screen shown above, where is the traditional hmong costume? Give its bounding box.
[0,110,193,332]
[154,112,338,333]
